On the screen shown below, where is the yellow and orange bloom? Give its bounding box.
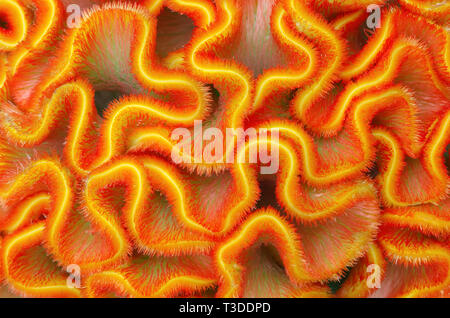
[0,0,448,298]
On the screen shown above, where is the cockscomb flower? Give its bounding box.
[0,0,448,298]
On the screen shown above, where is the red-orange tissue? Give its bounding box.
[0,0,448,298]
